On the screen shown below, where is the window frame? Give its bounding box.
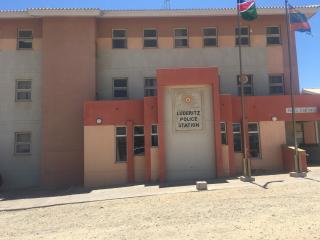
[15,79,32,102]
[115,126,127,163]
[143,28,158,49]
[112,78,128,99]
[237,75,254,96]
[269,74,285,95]
[202,27,218,48]
[220,122,228,145]
[235,26,250,47]
[112,29,128,49]
[144,77,157,97]
[266,26,281,46]
[134,125,145,156]
[174,27,189,48]
[248,122,261,159]
[151,124,159,147]
[17,29,33,50]
[232,123,242,153]
[14,132,32,155]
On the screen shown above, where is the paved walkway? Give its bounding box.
[1,167,319,212]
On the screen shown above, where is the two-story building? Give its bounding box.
[0,6,319,189]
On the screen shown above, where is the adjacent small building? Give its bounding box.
[0,6,319,189]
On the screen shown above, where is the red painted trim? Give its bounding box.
[126,121,134,183]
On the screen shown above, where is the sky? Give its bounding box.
[1,0,319,89]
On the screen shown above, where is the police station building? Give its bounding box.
[0,6,320,189]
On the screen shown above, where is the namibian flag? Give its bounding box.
[289,4,312,34]
[238,0,258,21]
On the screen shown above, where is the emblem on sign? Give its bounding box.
[184,96,192,104]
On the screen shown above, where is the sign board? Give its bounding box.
[174,90,203,131]
[286,107,318,114]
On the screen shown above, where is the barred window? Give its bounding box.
[221,122,227,145]
[134,126,144,155]
[15,132,31,155]
[113,78,128,98]
[235,27,250,46]
[17,29,33,50]
[266,26,281,45]
[203,28,218,47]
[232,123,242,152]
[16,80,32,101]
[116,127,127,162]
[144,29,158,48]
[237,75,254,96]
[248,123,261,158]
[269,75,284,95]
[174,28,188,48]
[144,78,157,97]
[151,125,158,147]
[112,29,127,49]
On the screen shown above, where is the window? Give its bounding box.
[15,80,32,101]
[112,29,127,49]
[144,78,157,97]
[296,122,304,145]
[237,75,254,96]
[266,26,281,45]
[221,122,227,145]
[235,27,250,46]
[232,123,242,152]
[15,132,31,155]
[113,78,128,98]
[143,29,158,48]
[17,29,33,50]
[203,28,218,47]
[151,125,158,147]
[174,28,188,48]
[248,123,261,158]
[134,126,144,155]
[269,75,284,95]
[116,127,127,162]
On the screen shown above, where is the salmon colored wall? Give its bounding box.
[221,145,230,177]
[0,19,42,50]
[251,121,286,172]
[303,121,317,144]
[134,155,145,183]
[234,153,243,175]
[42,18,96,188]
[84,126,127,187]
[151,148,159,182]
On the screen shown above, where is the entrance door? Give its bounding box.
[164,86,215,181]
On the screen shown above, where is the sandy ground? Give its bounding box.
[1,177,320,240]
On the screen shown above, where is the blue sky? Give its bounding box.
[1,0,319,89]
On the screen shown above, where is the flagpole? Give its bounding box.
[237,0,253,182]
[285,0,301,175]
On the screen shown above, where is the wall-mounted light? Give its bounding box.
[271,116,278,122]
[96,117,103,125]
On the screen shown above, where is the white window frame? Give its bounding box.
[203,27,218,47]
[235,26,250,46]
[112,78,128,99]
[232,123,242,153]
[115,126,127,162]
[143,28,158,48]
[151,124,158,147]
[220,122,227,145]
[174,28,189,48]
[112,29,128,49]
[266,26,281,46]
[17,29,33,50]
[134,125,145,156]
[248,122,261,159]
[144,77,157,97]
[269,74,285,95]
[15,79,32,102]
[14,132,32,155]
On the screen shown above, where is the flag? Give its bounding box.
[238,0,258,21]
[289,4,312,34]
